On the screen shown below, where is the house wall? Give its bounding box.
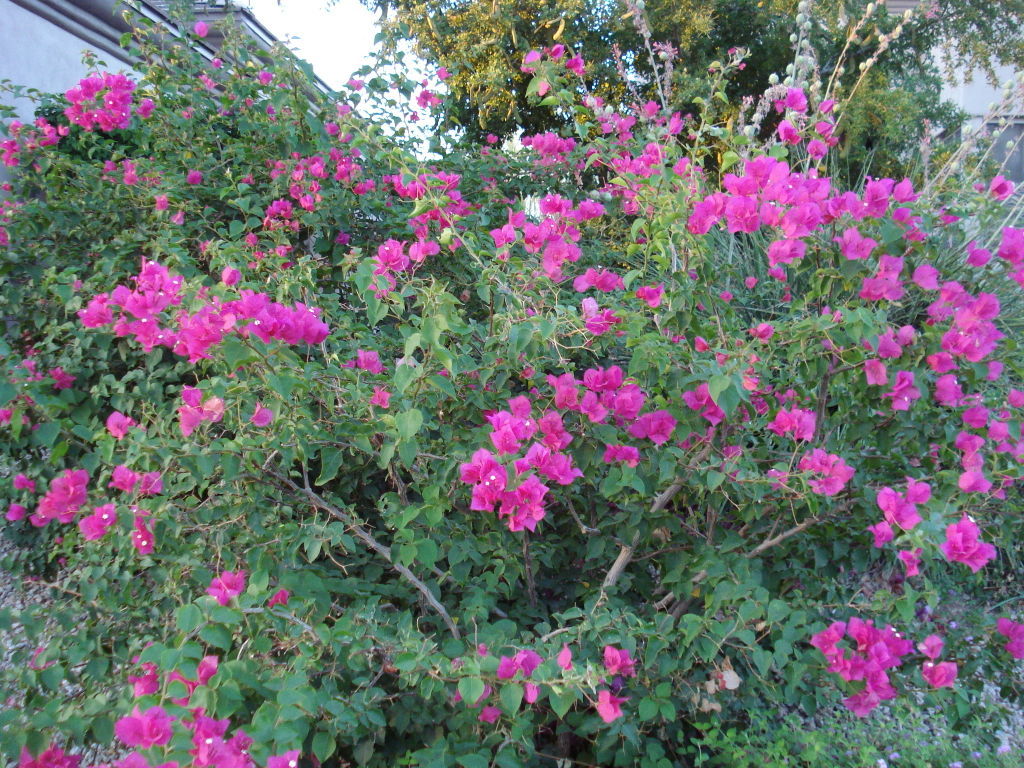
[940,62,1024,181]
[0,0,132,125]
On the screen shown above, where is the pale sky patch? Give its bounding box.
[241,0,379,89]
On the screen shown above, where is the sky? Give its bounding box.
[241,0,381,90]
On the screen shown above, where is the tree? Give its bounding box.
[364,0,1022,182]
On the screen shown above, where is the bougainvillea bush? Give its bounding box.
[2,4,1024,767]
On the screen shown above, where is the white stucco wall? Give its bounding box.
[941,63,1020,121]
[0,0,132,124]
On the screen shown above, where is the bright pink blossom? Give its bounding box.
[635,283,664,307]
[627,410,677,445]
[106,411,137,439]
[898,548,923,576]
[250,403,274,426]
[370,386,391,408]
[921,660,957,688]
[995,618,1024,659]
[267,588,290,608]
[596,689,628,723]
[603,645,637,678]
[207,570,246,605]
[78,503,117,540]
[557,644,573,670]
[114,706,174,748]
[798,449,855,496]
[940,517,996,572]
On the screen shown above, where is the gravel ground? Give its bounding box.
[0,536,125,768]
[1,534,1021,766]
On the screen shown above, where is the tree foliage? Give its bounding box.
[1,3,1024,767]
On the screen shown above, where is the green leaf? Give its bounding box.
[312,731,335,762]
[457,677,485,706]
[705,470,725,491]
[397,542,417,566]
[638,697,659,722]
[708,374,731,403]
[720,150,740,172]
[548,688,575,719]
[766,599,789,623]
[0,380,16,406]
[317,449,344,485]
[353,740,374,766]
[499,683,523,715]
[222,336,258,369]
[176,604,204,634]
[31,421,60,449]
[199,625,233,650]
[752,648,773,676]
[267,373,295,400]
[395,408,423,441]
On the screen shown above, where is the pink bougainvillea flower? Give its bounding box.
[33,469,89,526]
[114,705,174,748]
[478,705,501,723]
[867,521,893,548]
[921,660,957,688]
[185,169,203,185]
[196,654,219,685]
[958,470,992,494]
[603,444,640,467]
[898,548,923,576]
[267,750,301,768]
[918,634,944,660]
[864,359,888,386]
[106,411,137,439]
[995,618,1024,659]
[603,645,637,678]
[876,482,926,531]
[138,471,163,496]
[78,503,117,540]
[12,473,35,492]
[370,386,391,408]
[989,174,1015,200]
[459,448,508,512]
[596,689,628,723]
[627,409,677,445]
[48,367,76,390]
[882,371,921,411]
[109,465,140,493]
[354,348,385,374]
[193,20,208,37]
[797,449,855,496]
[16,746,82,768]
[6,503,27,522]
[250,403,274,427]
[207,570,246,605]
[934,374,964,406]
[557,643,573,671]
[682,383,725,425]
[131,514,155,555]
[635,283,664,308]
[766,407,815,441]
[940,517,996,572]
[496,649,543,680]
[834,227,877,260]
[221,266,241,286]
[127,661,159,698]
[267,588,290,608]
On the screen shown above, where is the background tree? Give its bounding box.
[365,0,1022,181]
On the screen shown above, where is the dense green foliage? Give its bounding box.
[366,0,1024,182]
[1,3,1023,767]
